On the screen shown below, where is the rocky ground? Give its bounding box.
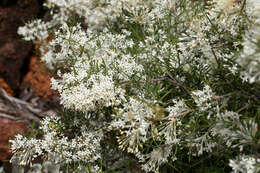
[0,0,60,172]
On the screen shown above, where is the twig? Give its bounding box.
[240,89,259,102]
[0,109,21,116]
[240,0,246,14]
[236,103,250,113]
[0,113,18,120]
[0,88,41,122]
[118,77,169,85]
[165,71,191,90]
[118,75,190,91]
[159,109,194,121]
[149,109,194,122]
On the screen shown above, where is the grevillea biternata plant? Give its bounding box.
[10,0,260,172]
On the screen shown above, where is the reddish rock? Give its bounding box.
[0,118,27,162]
[0,77,14,96]
[0,0,40,92]
[23,56,58,100]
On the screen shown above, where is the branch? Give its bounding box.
[240,0,246,15]
[0,88,41,122]
[118,77,169,85]
[236,103,250,113]
[165,71,191,90]
[149,109,194,122]
[118,75,189,90]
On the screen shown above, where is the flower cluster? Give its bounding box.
[229,155,260,173]
[10,115,102,167]
[237,0,260,83]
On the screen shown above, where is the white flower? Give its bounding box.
[229,155,260,173]
[192,85,216,112]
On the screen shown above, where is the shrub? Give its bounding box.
[11,0,260,172]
